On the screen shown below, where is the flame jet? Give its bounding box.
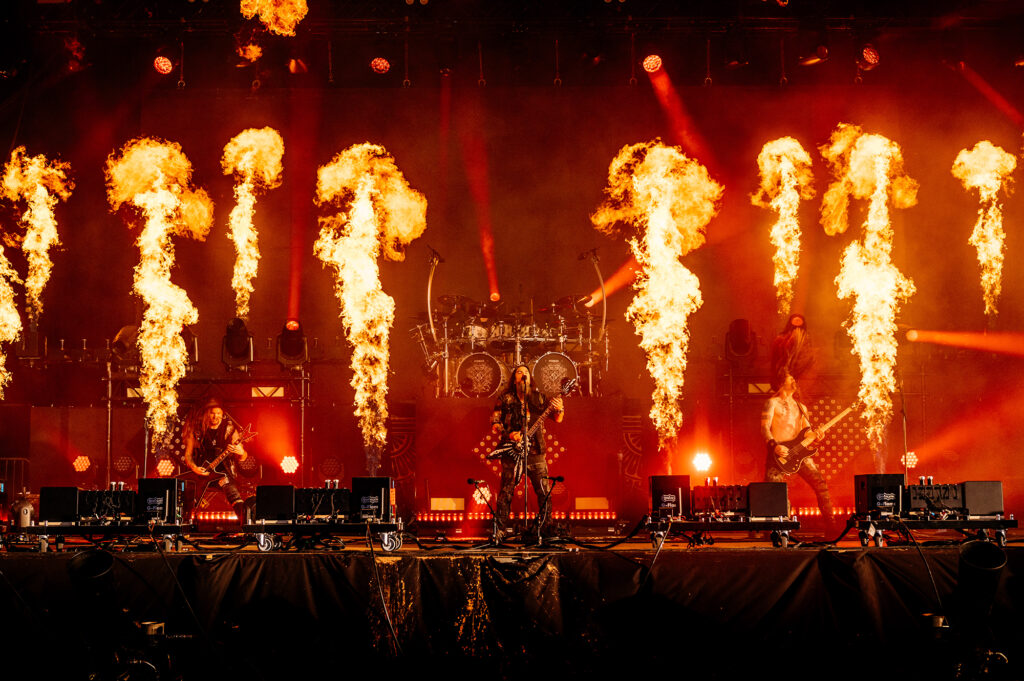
[591,141,722,448]
[820,126,917,448]
[0,244,21,398]
[221,127,284,319]
[105,138,213,441]
[1,147,73,323]
[751,137,815,315]
[951,140,1015,317]
[240,0,308,37]
[314,143,427,452]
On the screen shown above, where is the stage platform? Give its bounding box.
[0,533,1020,679]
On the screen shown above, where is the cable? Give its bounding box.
[365,525,403,656]
[893,516,946,622]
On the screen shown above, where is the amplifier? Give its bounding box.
[748,482,790,518]
[961,480,1003,517]
[255,485,296,522]
[650,475,691,518]
[79,489,137,522]
[352,477,395,522]
[39,486,80,523]
[692,484,746,514]
[296,487,351,520]
[906,484,963,513]
[136,478,193,524]
[855,474,904,516]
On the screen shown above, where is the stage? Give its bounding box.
[0,534,1019,679]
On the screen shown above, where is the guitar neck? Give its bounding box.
[817,406,854,435]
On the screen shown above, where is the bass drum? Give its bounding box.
[456,352,509,398]
[530,352,578,396]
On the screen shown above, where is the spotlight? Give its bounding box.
[155,457,176,477]
[901,451,918,469]
[72,455,92,473]
[857,43,880,71]
[280,455,299,474]
[906,329,919,342]
[798,43,829,67]
[692,452,712,472]
[153,55,174,75]
[287,57,308,74]
[113,455,135,476]
[642,54,662,73]
[222,318,254,370]
[276,320,308,369]
[370,57,391,74]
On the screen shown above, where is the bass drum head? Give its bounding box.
[530,352,578,396]
[456,352,509,398]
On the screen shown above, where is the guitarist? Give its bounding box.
[184,398,249,523]
[490,364,565,540]
[760,370,834,526]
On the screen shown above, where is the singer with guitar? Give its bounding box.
[184,398,251,524]
[490,364,565,541]
[760,370,834,527]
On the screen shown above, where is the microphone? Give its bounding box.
[467,478,485,485]
[577,247,598,261]
[428,244,446,263]
[546,475,564,483]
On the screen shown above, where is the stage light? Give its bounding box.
[489,292,500,302]
[276,320,308,368]
[642,54,662,73]
[155,457,176,477]
[72,455,92,473]
[370,57,391,74]
[906,329,919,342]
[901,451,918,469]
[857,43,880,71]
[113,455,135,475]
[280,455,299,474]
[798,44,829,67]
[693,452,712,472]
[153,55,174,75]
[222,317,254,370]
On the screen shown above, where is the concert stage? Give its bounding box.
[0,538,1019,678]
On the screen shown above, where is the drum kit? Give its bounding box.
[411,293,608,398]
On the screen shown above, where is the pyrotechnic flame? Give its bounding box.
[240,0,308,37]
[820,126,917,447]
[951,140,1016,316]
[1,147,73,323]
[0,246,22,398]
[591,141,722,448]
[751,137,815,314]
[315,143,427,451]
[236,44,263,63]
[105,138,213,441]
[221,127,284,319]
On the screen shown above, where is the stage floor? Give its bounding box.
[0,531,1020,679]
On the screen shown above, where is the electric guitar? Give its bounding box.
[769,404,855,475]
[489,378,578,461]
[198,423,257,478]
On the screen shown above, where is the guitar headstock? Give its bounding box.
[560,377,579,396]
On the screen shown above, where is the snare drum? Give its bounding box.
[456,352,509,398]
[529,352,578,396]
[461,323,488,346]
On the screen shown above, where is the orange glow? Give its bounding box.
[905,329,1024,357]
[155,458,176,476]
[240,0,308,37]
[370,57,390,74]
[285,319,300,331]
[72,455,91,473]
[280,455,299,474]
[489,292,500,302]
[901,451,918,469]
[955,61,1024,129]
[586,255,640,307]
[646,67,718,174]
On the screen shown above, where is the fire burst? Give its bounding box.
[1,147,73,323]
[105,138,213,441]
[240,0,308,37]
[951,140,1016,317]
[820,125,917,448]
[751,137,815,315]
[221,127,284,319]
[0,242,21,397]
[314,143,427,451]
[591,141,722,448]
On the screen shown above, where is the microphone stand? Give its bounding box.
[519,386,531,541]
[533,476,566,549]
[465,479,509,549]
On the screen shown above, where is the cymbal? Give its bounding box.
[437,294,476,309]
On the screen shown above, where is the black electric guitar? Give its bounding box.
[489,378,578,461]
[769,404,855,475]
[198,423,257,478]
